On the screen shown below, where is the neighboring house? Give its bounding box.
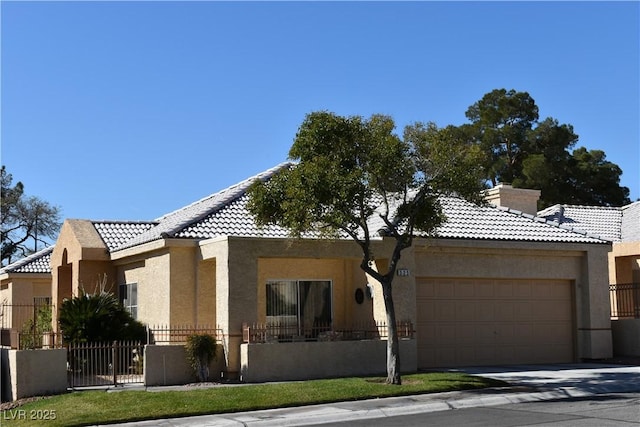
[538,201,640,303]
[540,201,640,356]
[0,247,54,346]
[2,166,616,379]
[538,201,640,356]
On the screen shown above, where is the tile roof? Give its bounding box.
[621,201,640,242]
[93,221,158,251]
[1,166,619,275]
[175,195,293,240]
[537,204,623,242]
[0,246,54,275]
[435,198,607,243]
[108,163,607,249]
[112,163,295,251]
[77,163,609,254]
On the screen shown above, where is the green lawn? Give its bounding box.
[2,373,506,427]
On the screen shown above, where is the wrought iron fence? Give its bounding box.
[146,324,224,344]
[16,331,64,350]
[0,303,51,329]
[242,320,414,344]
[610,283,640,318]
[0,303,56,348]
[67,340,144,388]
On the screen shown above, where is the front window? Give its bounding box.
[119,283,138,319]
[266,280,332,338]
[33,297,51,307]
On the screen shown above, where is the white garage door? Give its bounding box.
[417,278,574,368]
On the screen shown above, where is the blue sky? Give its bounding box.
[2,1,638,230]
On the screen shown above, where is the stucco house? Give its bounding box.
[1,164,617,380]
[538,201,640,288]
[538,201,640,356]
[0,246,54,346]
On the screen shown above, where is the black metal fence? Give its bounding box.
[0,303,55,349]
[610,283,640,319]
[146,324,223,344]
[243,320,414,343]
[67,340,144,388]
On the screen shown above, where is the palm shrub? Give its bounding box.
[59,291,146,343]
[185,333,217,382]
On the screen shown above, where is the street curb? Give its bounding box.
[103,386,603,426]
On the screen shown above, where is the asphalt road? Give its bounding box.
[318,392,640,427]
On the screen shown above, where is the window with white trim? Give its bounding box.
[119,283,138,319]
[266,280,332,338]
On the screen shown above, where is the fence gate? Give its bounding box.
[67,341,144,388]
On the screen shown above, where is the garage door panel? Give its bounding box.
[495,282,514,298]
[512,282,532,298]
[476,282,494,298]
[494,305,516,321]
[512,301,534,321]
[417,278,574,368]
[536,300,572,320]
[456,301,477,321]
[456,282,476,298]
[435,282,455,298]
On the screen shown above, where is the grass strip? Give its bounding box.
[1,372,506,426]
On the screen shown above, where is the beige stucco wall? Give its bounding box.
[0,275,51,306]
[609,242,640,284]
[240,339,417,383]
[200,236,387,378]
[114,240,216,328]
[1,348,67,401]
[50,220,114,330]
[484,184,541,215]
[0,275,51,331]
[196,259,216,326]
[144,344,224,386]
[413,238,612,360]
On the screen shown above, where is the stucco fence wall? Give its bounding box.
[240,339,417,383]
[1,344,225,401]
[143,344,225,386]
[1,348,67,402]
[611,319,640,356]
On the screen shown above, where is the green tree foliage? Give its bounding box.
[185,334,217,382]
[564,147,630,206]
[19,303,53,349]
[463,89,630,208]
[59,290,146,343]
[465,89,540,186]
[247,111,486,384]
[1,166,62,265]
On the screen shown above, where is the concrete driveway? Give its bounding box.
[456,363,640,394]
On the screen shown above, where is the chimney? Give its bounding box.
[484,184,541,216]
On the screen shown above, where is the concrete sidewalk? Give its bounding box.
[100,363,640,426]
